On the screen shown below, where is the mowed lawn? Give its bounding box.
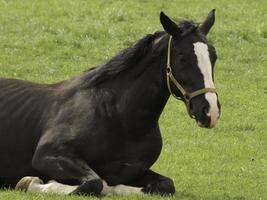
[0,0,266,200]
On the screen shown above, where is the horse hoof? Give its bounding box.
[141,178,175,196]
[72,179,103,196]
[15,176,44,192]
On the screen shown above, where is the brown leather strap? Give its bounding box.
[188,88,216,100]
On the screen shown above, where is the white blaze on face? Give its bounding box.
[193,42,219,127]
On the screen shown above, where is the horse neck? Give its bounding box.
[112,36,170,128]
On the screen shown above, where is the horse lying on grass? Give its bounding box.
[0,10,220,196]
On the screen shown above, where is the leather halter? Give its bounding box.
[166,36,216,118]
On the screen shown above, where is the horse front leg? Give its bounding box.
[129,169,175,196]
[29,126,104,196]
[15,125,146,196]
[15,177,144,196]
[15,177,79,194]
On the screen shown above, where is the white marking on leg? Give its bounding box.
[101,181,143,196]
[35,180,78,194]
[16,177,143,196]
[16,176,78,194]
[193,42,219,127]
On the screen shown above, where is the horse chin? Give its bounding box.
[196,120,216,129]
[197,121,205,128]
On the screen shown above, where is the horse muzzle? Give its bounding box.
[191,96,221,129]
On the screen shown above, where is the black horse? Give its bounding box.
[0,10,220,196]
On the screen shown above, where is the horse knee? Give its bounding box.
[72,179,103,196]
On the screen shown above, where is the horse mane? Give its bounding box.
[83,20,197,87]
[83,31,164,87]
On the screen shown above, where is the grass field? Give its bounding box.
[0,0,266,200]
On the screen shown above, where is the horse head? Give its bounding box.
[160,10,221,128]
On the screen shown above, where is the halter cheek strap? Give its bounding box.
[166,36,217,119]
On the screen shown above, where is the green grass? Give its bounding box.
[0,0,266,200]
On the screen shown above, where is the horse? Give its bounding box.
[0,10,220,196]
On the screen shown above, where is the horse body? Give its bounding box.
[0,36,167,187]
[0,10,220,196]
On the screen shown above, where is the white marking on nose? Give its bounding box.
[193,42,219,127]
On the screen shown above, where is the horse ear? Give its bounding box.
[160,12,181,37]
[199,9,216,35]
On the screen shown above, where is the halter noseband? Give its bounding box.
[166,36,216,119]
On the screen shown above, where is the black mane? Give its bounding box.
[84,20,197,87]
[83,31,165,86]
